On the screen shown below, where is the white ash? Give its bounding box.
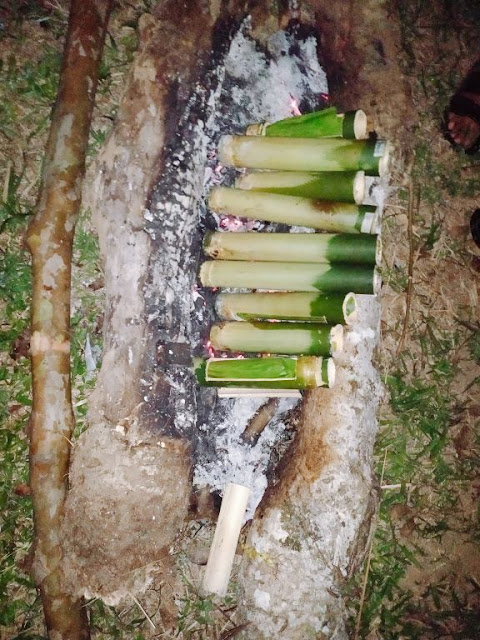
[191,25,328,504]
[194,397,298,520]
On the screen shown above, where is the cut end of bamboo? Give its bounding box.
[218,135,235,166]
[330,324,344,353]
[199,261,213,287]
[342,292,358,325]
[378,141,392,177]
[326,357,336,387]
[343,109,368,140]
[353,170,365,204]
[375,235,383,265]
[209,324,224,350]
[245,122,268,136]
[208,186,224,212]
[202,483,250,597]
[354,110,368,139]
[373,268,382,295]
[360,209,378,234]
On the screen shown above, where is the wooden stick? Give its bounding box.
[25,1,113,637]
[396,184,419,354]
[241,398,280,445]
[202,483,251,597]
[217,388,302,398]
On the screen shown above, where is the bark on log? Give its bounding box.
[25,1,112,637]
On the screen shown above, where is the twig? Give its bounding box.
[2,161,11,203]
[397,184,420,354]
[354,449,389,640]
[129,592,156,631]
[241,398,280,445]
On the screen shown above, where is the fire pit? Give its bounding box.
[62,7,386,637]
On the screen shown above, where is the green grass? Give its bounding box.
[347,2,480,636]
[0,4,140,637]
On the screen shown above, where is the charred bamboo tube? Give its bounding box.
[245,107,368,139]
[202,483,250,597]
[215,291,358,325]
[209,187,377,234]
[210,322,343,356]
[236,170,365,204]
[218,135,391,176]
[204,231,379,265]
[194,355,335,389]
[242,398,280,444]
[200,260,380,294]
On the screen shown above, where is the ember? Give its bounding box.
[289,94,302,115]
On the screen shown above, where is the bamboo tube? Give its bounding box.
[245,107,368,140]
[194,355,335,389]
[217,388,302,398]
[209,187,377,234]
[236,170,365,204]
[202,483,250,597]
[215,291,358,325]
[218,136,391,176]
[204,232,379,265]
[210,322,343,356]
[200,260,380,294]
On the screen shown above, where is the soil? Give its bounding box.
[1,0,479,638]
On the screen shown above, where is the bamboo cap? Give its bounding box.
[353,170,366,204]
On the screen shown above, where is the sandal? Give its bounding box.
[470,209,480,248]
[445,60,480,154]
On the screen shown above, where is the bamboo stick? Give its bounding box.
[236,170,365,204]
[209,187,377,234]
[194,355,335,389]
[202,483,250,597]
[204,231,379,265]
[217,388,302,398]
[209,321,343,356]
[215,291,358,325]
[245,107,368,140]
[200,260,380,294]
[218,135,391,176]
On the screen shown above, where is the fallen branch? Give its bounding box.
[241,398,280,445]
[26,1,112,637]
[397,183,420,354]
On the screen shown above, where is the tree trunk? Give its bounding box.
[25,1,113,637]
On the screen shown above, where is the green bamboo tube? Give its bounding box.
[200,260,379,294]
[215,292,358,325]
[209,321,343,356]
[245,107,368,140]
[236,170,365,204]
[209,187,377,234]
[204,232,379,265]
[194,355,335,389]
[218,135,391,176]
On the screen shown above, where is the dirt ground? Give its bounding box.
[1,1,479,638]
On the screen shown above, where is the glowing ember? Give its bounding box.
[205,340,216,358]
[289,94,302,116]
[220,215,243,231]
